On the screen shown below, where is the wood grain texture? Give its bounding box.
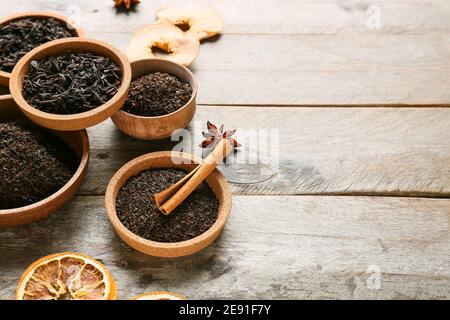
[2,1,450,105]
[2,0,450,35]
[0,195,449,300]
[93,33,450,106]
[80,106,450,196]
[1,0,449,301]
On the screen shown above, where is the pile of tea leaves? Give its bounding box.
[23,51,121,114]
[0,121,78,209]
[0,84,9,95]
[0,17,74,73]
[116,168,219,242]
[123,72,192,117]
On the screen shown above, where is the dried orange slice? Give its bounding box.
[16,253,117,300]
[132,291,186,300]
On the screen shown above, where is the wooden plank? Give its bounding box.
[94,33,450,106]
[2,0,450,35]
[2,2,450,105]
[80,106,450,196]
[0,195,449,299]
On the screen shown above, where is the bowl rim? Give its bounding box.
[117,58,198,120]
[0,11,85,81]
[9,37,131,123]
[0,94,90,216]
[105,151,232,252]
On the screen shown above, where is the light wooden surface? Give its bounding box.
[1,0,449,300]
[1,196,449,299]
[82,107,450,197]
[3,1,450,105]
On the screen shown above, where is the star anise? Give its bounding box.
[114,0,141,11]
[199,121,241,150]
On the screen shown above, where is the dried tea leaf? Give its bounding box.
[0,17,74,72]
[22,51,121,115]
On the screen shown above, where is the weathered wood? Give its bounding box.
[80,106,450,196]
[96,33,450,106]
[1,0,449,301]
[2,1,450,105]
[3,0,450,35]
[0,195,449,299]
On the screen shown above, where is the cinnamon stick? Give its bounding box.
[155,139,233,215]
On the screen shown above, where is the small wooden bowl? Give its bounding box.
[9,38,131,131]
[105,151,232,257]
[0,11,85,86]
[0,95,90,227]
[111,59,197,140]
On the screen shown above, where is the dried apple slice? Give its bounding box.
[156,6,223,40]
[126,24,200,66]
[16,252,117,300]
[132,291,186,300]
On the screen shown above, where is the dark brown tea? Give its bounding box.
[22,51,121,114]
[0,122,78,209]
[116,168,219,243]
[0,84,9,95]
[123,72,192,117]
[0,17,74,73]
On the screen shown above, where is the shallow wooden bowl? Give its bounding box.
[111,59,197,140]
[9,38,131,131]
[0,95,90,227]
[0,11,85,86]
[105,151,232,257]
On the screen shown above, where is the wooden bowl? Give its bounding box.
[105,151,232,257]
[0,95,90,227]
[111,59,197,140]
[0,11,85,86]
[9,38,131,131]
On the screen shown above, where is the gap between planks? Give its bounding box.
[81,107,450,197]
[1,194,449,299]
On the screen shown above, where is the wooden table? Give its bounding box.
[1,0,450,300]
